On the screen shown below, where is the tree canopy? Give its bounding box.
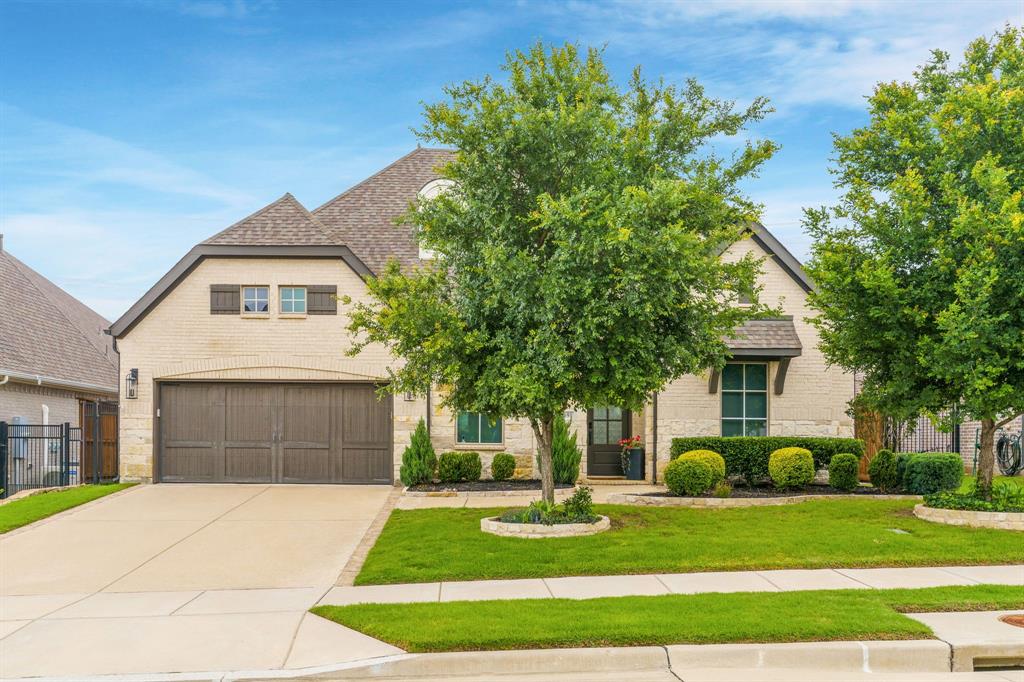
[805,27,1023,494]
[347,43,777,500]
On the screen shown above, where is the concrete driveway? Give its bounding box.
[0,484,403,678]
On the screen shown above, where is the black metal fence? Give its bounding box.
[0,422,82,499]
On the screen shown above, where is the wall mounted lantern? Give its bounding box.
[125,368,139,399]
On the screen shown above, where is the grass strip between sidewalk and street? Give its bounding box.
[356,499,1024,585]
[312,584,1024,653]
[0,483,135,533]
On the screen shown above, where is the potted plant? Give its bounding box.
[619,435,645,480]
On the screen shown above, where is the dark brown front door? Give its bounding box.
[158,382,392,484]
[587,406,630,477]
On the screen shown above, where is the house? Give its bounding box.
[0,238,119,429]
[109,148,854,484]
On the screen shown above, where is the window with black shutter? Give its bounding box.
[307,285,337,315]
[210,285,240,314]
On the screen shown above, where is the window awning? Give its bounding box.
[709,317,803,395]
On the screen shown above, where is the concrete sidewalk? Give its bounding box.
[320,564,1024,605]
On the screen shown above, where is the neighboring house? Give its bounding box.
[0,238,119,427]
[110,148,854,485]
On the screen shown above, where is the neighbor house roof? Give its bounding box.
[727,317,803,357]
[0,246,118,393]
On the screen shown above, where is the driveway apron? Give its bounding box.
[0,483,401,678]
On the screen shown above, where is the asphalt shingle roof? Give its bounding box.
[0,248,118,392]
[728,317,802,353]
[203,193,335,246]
[312,147,454,273]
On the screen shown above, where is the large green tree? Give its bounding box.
[347,43,776,502]
[805,27,1023,497]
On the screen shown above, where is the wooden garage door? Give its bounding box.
[158,383,392,484]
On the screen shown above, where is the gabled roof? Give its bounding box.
[747,222,814,293]
[203,193,335,246]
[313,147,455,273]
[0,247,118,393]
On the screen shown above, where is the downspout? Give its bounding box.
[651,392,658,483]
[426,387,432,435]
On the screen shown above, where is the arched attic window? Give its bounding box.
[417,179,455,260]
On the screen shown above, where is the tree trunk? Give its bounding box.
[531,416,556,504]
[976,417,996,499]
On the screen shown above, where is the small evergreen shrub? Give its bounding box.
[490,453,515,481]
[895,452,913,486]
[902,453,963,494]
[768,447,815,489]
[679,450,726,482]
[399,418,436,486]
[437,451,482,483]
[713,481,733,498]
[868,449,899,492]
[542,416,582,484]
[828,453,860,492]
[563,486,595,521]
[664,457,717,496]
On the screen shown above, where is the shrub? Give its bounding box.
[679,450,726,482]
[895,452,913,486]
[399,419,436,486]
[563,486,595,521]
[541,417,582,485]
[664,457,717,496]
[769,447,815,489]
[437,451,482,483]
[828,453,860,492]
[490,453,515,481]
[924,481,1024,513]
[670,436,864,485]
[868,449,899,492]
[713,481,732,498]
[902,453,963,494]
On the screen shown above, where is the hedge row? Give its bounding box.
[670,436,865,484]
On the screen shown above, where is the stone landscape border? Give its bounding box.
[605,492,922,508]
[481,514,611,538]
[914,503,1024,531]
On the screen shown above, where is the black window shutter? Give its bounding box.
[307,285,338,315]
[210,285,240,314]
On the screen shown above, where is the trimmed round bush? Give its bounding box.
[902,452,963,494]
[664,457,718,496]
[679,450,726,482]
[437,451,482,483]
[828,453,860,492]
[868,449,899,492]
[490,453,515,481]
[768,447,815,489]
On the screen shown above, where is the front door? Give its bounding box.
[587,406,630,477]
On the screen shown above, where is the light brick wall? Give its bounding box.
[0,380,107,427]
[652,237,856,479]
[116,257,422,482]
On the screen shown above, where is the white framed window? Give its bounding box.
[242,286,269,313]
[280,286,306,314]
[456,411,503,444]
[721,362,768,436]
[416,178,455,260]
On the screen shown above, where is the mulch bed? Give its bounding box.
[647,484,894,499]
[407,480,575,493]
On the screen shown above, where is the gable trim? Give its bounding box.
[109,244,371,338]
[748,222,815,293]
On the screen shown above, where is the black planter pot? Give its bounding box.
[625,447,645,480]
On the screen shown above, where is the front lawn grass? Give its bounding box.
[313,584,1024,652]
[958,475,1024,493]
[0,484,134,533]
[357,499,1024,585]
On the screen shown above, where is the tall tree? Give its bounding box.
[805,27,1024,497]
[347,43,776,503]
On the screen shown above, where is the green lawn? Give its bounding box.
[357,499,1024,585]
[0,484,134,533]
[958,475,1024,493]
[313,584,1024,652]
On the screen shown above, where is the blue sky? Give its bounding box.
[1,0,1020,320]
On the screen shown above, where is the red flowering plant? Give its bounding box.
[619,435,642,474]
